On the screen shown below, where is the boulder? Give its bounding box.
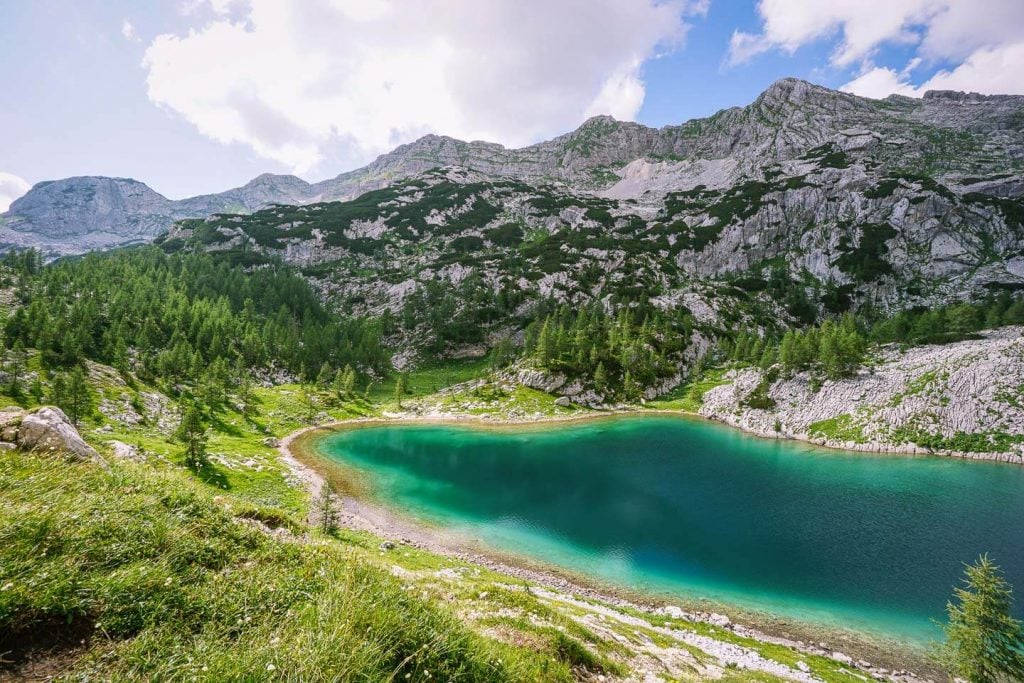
[554,396,572,407]
[108,439,144,462]
[0,407,26,442]
[19,407,102,463]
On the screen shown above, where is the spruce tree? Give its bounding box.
[593,361,608,394]
[177,403,209,472]
[315,481,339,535]
[937,554,1024,683]
[7,340,25,396]
[394,374,407,408]
[65,367,93,427]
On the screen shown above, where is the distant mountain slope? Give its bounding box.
[5,78,1023,257]
[0,173,315,257]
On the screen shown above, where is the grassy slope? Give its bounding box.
[0,357,891,681]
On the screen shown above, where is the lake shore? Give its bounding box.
[280,415,942,680]
[380,400,1024,465]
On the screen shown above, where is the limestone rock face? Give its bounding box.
[18,407,102,463]
[7,78,1023,265]
[699,328,1024,460]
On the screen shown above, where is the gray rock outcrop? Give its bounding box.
[14,406,103,463]
[699,327,1024,461]
[6,78,1023,262]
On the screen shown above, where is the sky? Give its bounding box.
[2,0,1023,210]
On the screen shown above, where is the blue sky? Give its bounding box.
[2,0,1022,207]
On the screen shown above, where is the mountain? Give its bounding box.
[0,173,316,257]
[8,78,1022,258]
[151,79,1024,361]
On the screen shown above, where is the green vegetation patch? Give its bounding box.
[889,426,1024,453]
[833,222,897,282]
[0,452,573,681]
[808,414,868,444]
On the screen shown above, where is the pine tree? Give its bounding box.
[29,376,44,403]
[177,403,209,472]
[332,368,347,398]
[937,554,1024,683]
[593,361,608,394]
[315,481,339,535]
[48,372,67,409]
[7,340,25,395]
[394,374,407,408]
[316,362,333,388]
[622,370,638,400]
[234,357,252,416]
[536,318,554,366]
[779,330,797,371]
[65,367,93,427]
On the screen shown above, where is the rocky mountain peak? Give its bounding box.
[5,78,1023,258]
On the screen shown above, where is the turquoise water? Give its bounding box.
[317,416,1024,642]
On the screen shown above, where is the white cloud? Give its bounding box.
[121,19,140,43]
[0,173,31,213]
[843,41,1024,98]
[728,0,1024,99]
[142,0,697,175]
[728,0,938,68]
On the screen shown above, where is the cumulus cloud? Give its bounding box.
[843,42,1024,98]
[728,0,937,68]
[728,0,1024,98]
[142,0,697,175]
[0,173,31,213]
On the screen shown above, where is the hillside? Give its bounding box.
[0,355,929,682]
[0,242,1018,681]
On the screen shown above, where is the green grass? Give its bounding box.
[0,451,577,681]
[370,358,492,403]
[808,414,868,444]
[888,425,1024,453]
[432,384,582,418]
[647,368,730,412]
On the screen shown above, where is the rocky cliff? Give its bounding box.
[699,327,1024,462]
[6,78,1023,259]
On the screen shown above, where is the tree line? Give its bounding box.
[2,247,391,394]
[724,293,1024,381]
[522,303,691,398]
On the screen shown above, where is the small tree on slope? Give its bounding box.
[177,403,209,472]
[315,481,339,536]
[936,554,1024,683]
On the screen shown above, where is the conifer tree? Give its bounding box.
[937,554,1024,683]
[315,481,339,535]
[65,367,93,427]
[316,362,333,388]
[593,361,608,394]
[394,374,407,408]
[48,372,67,410]
[7,340,25,395]
[177,403,209,472]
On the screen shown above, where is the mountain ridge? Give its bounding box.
[5,77,1023,257]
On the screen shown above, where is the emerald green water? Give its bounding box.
[317,416,1024,643]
